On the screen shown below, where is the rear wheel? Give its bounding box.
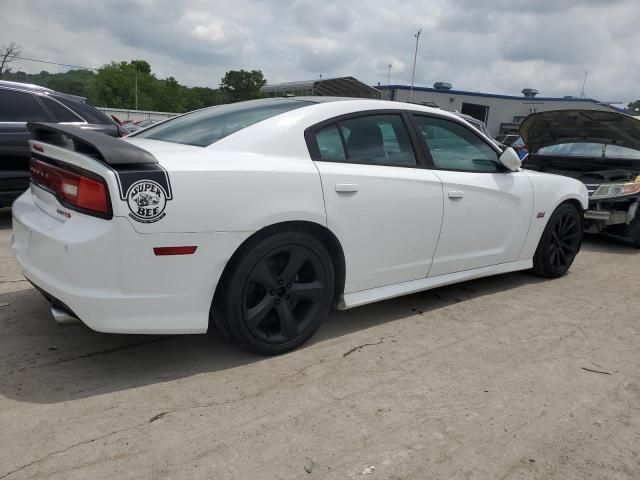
[213,231,335,355]
[532,203,583,277]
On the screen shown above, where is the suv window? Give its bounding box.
[53,95,113,124]
[39,96,83,122]
[136,99,313,147]
[413,115,500,172]
[339,114,416,166]
[0,89,48,122]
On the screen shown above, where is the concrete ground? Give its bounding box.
[0,206,639,480]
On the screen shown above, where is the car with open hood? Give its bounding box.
[521,110,640,247]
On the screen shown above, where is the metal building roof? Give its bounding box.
[261,76,381,99]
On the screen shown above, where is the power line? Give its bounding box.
[13,55,98,71]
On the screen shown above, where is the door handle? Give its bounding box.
[335,184,359,193]
[447,190,464,199]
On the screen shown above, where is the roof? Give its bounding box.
[0,80,54,93]
[382,84,626,112]
[0,80,87,102]
[262,76,381,99]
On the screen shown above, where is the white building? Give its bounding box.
[378,84,624,137]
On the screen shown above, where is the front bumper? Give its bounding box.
[11,191,250,334]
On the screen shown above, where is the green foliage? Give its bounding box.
[220,69,266,103]
[4,69,95,98]
[628,100,640,114]
[3,60,257,113]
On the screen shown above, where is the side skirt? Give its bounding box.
[339,259,533,309]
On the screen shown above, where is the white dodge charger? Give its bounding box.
[12,98,588,354]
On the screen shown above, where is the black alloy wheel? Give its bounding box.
[548,209,581,271]
[532,202,583,277]
[243,245,328,344]
[212,231,335,355]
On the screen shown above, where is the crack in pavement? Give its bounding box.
[0,357,334,478]
[343,336,394,357]
[0,422,147,479]
[3,336,179,375]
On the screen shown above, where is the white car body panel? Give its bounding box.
[428,170,534,276]
[342,259,532,309]
[518,169,589,260]
[315,161,443,292]
[11,99,589,334]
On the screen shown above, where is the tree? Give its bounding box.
[0,42,22,78]
[220,69,266,103]
[628,100,640,115]
[92,61,158,110]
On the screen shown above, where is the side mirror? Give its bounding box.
[498,147,522,171]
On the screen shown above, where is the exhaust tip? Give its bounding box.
[51,306,81,325]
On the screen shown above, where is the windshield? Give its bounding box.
[537,143,640,159]
[134,99,314,147]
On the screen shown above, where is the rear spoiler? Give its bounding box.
[27,122,157,165]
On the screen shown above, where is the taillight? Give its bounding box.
[30,158,111,218]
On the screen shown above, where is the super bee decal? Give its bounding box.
[126,180,168,223]
[112,165,173,224]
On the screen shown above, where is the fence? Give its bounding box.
[96,107,178,122]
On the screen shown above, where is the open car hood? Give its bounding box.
[520,110,640,154]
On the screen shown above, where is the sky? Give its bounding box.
[3,0,639,104]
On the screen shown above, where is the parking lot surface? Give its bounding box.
[0,206,639,479]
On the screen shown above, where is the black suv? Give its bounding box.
[0,81,127,207]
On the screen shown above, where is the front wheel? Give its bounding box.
[213,231,335,355]
[532,203,583,278]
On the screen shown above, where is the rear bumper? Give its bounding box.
[11,191,250,334]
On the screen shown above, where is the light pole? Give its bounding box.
[410,29,422,103]
[387,63,392,100]
[134,72,138,110]
[580,70,588,98]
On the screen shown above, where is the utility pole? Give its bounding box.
[410,29,422,103]
[387,63,392,100]
[580,70,588,98]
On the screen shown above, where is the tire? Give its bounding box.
[622,216,640,248]
[532,202,583,278]
[213,230,335,355]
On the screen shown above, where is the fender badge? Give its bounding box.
[56,209,71,219]
[126,180,169,224]
[537,212,546,218]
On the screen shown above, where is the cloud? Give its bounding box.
[3,0,639,103]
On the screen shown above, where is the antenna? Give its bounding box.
[580,70,588,98]
[410,29,422,102]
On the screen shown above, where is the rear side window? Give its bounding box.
[315,124,346,160]
[339,114,416,166]
[53,95,114,125]
[414,115,500,172]
[0,89,48,122]
[39,96,83,122]
[136,99,314,147]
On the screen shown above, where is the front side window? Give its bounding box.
[339,114,416,166]
[135,99,313,147]
[414,115,500,172]
[0,89,48,122]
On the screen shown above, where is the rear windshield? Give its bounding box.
[538,143,640,159]
[134,99,314,147]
